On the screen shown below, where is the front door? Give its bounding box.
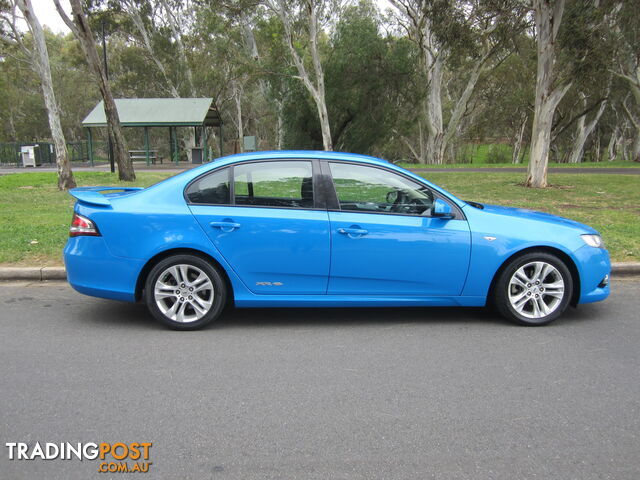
[326,162,471,296]
[187,160,330,295]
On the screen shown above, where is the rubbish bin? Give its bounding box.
[21,146,36,167]
[191,147,203,164]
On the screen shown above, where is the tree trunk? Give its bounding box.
[126,2,180,98]
[512,114,528,164]
[306,0,331,150]
[234,82,244,153]
[276,99,285,150]
[439,58,485,164]
[158,0,197,161]
[424,53,445,164]
[568,93,607,164]
[607,125,619,161]
[56,0,135,181]
[8,110,17,142]
[274,0,332,151]
[18,0,76,190]
[632,128,640,162]
[526,0,569,188]
[159,0,195,97]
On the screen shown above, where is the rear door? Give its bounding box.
[325,161,471,296]
[187,160,330,295]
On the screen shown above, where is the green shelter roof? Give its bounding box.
[82,98,222,128]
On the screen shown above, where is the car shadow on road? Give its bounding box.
[75,298,513,331]
[75,292,609,331]
[214,305,512,329]
[72,298,607,332]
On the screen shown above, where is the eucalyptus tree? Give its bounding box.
[1,0,76,189]
[525,0,570,185]
[273,1,416,155]
[325,1,416,154]
[389,0,529,164]
[54,0,135,181]
[470,42,536,164]
[609,1,640,162]
[113,0,202,159]
[267,0,337,151]
[526,0,619,184]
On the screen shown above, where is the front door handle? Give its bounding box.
[337,227,368,237]
[210,221,241,232]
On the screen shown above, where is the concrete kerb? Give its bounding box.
[0,263,638,282]
[0,266,66,281]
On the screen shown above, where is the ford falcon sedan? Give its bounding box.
[64,151,610,329]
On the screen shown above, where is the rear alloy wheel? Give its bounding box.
[494,252,573,326]
[145,254,226,330]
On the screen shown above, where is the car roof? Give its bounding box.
[210,150,391,168]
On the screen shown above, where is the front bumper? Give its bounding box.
[64,237,144,303]
[573,244,611,304]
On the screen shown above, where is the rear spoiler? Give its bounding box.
[69,186,143,207]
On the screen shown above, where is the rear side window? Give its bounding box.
[233,161,314,209]
[186,168,230,204]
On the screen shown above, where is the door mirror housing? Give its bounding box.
[432,198,454,219]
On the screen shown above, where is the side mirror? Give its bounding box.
[386,190,398,204]
[432,198,454,219]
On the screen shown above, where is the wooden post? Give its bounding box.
[144,126,150,166]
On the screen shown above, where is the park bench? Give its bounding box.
[128,150,163,164]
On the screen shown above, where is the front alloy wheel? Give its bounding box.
[145,254,226,330]
[495,252,573,326]
[508,261,565,319]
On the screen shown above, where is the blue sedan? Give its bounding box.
[64,151,610,329]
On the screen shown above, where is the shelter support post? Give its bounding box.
[172,127,178,164]
[144,126,150,166]
[86,128,94,167]
[203,126,208,162]
[219,124,223,158]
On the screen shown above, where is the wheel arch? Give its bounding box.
[486,246,581,308]
[135,247,234,304]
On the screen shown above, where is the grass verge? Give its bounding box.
[0,171,637,265]
[397,160,640,169]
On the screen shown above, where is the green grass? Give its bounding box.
[0,171,637,265]
[423,172,639,262]
[0,172,169,266]
[398,160,640,169]
[395,142,639,168]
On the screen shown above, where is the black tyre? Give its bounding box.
[144,254,227,330]
[494,251,573,326]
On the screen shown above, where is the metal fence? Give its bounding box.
[0,141,99,166]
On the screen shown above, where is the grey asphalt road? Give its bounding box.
[1,279,639,480]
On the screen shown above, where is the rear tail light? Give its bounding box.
[69,213,100,237]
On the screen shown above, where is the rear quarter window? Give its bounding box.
[185,168,230,204]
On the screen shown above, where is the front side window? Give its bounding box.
[233,161,314,209]
[185,168,230,204]
[329,162,434,215]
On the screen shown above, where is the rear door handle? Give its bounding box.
[210,221,241,232]
[337,227,368,237]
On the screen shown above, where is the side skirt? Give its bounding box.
[233,294,486,308]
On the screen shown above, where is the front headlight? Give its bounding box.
[581,234,604,248]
